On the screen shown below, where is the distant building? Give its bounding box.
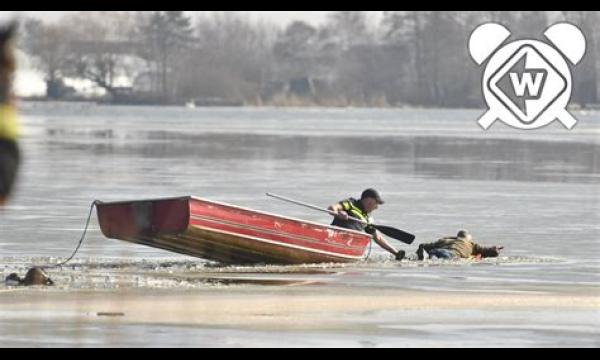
[133,72,160,94]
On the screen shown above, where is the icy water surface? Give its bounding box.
[0,102,598,347]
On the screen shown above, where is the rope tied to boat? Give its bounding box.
[8,200,101,286]
[364,235,373,261]
[44,200,101,269]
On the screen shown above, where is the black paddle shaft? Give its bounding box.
[265,193,415,244]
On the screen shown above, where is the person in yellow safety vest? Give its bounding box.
[328,188,405,261]
[0,21,19,205]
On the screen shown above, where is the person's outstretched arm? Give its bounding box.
[473,243,503,258]
[371,230,399,254]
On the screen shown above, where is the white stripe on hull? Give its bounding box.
[188,224,366,261]
[190,214,365,252]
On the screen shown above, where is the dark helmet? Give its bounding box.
[361,188,384,204]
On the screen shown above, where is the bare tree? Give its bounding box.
[325,11,372,51]
[60,12,139,99]
[174,12,276,103]
[381,11,489,107]
[273,21,320,79]
[20,17,74,98]
[382,11,430,105]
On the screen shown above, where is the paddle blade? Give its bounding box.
[374,225,415,244]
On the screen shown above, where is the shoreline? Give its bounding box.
[16,97,600,111]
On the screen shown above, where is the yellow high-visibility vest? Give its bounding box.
[340,199,376,234]
[0,104,18,141]
[341,199,373,223]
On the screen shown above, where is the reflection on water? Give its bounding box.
[43,128,599,184]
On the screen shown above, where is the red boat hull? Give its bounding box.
[96,196,371,264]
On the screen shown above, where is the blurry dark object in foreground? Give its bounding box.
[0,139,18,204]
[0,20,19,205]
[5,268,55,286]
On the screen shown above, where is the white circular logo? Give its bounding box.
[469,22,586,130]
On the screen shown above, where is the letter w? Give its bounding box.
[509,71,547,98]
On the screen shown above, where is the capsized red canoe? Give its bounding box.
[96,196,372,265]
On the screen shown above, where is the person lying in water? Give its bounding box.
[328,188,405,261]
[416,230,503,260]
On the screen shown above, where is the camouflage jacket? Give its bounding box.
[421,237,499,258]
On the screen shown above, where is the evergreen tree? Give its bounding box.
[134,11,194,101]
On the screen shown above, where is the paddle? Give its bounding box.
[266,193,415,245]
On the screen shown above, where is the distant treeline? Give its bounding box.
[17,11,599,107]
